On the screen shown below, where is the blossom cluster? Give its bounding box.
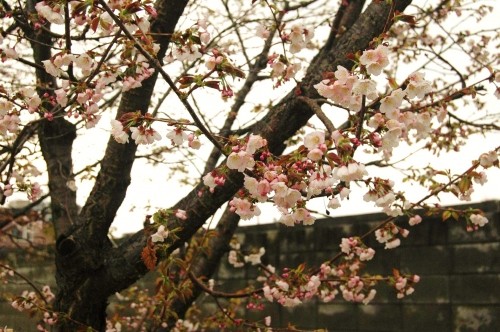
[467,213,489,232]
[206,127,423,228]
[375,222,409,249]
[392,272,420,299]
[11,285,55,315]
[314,45,433,160]
[282,24,315,54]
[227,241,266,268]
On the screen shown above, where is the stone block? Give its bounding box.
[401,275,450,304]
[402,304,451,331]
[317,303,357,331]
[453,305,500,332]
[280,300,318,329]
[399,245,451,275]
[357,304,403,331]
[452,243,500,274]
[450,275,500,304]
[278,227,315,253]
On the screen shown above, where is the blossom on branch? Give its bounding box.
[130,126,161,145]
[359,45,390,76]
[151,225,169,243]
[227,151,255,172]
[110,120,129,144]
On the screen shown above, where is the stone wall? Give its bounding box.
[1,201,498,331]
[203,200,500,331]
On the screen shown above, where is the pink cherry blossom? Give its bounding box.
[293,208,316,225]
[0,100,13,116]
[279,213,295,227]
[244,247,265,265]
[42,60,63,77]
[229,197,261,220]
[408,215,422,226]
[175,209,187,220]
[380,88,406,114]
[130,126,161,145]
[256,24,270,39]
[28,182,42,202]
[206,55,223,70]
[35,2,64,25]
[359,45,390,76]
[227,151,255,172]
[245,134,267,154]
[244,176,271,202]
[405,72,432,99]
[332,162,367,182]
[110,120,129,144]
[479,150,498,168]
[287,24,314,54]
[328,197,341,209]
[307,148,324,161]
[0,114,20,134]
[55,88,68,107]
[166,129,188,146]
[352,79,378,100]
[272,182,302,209]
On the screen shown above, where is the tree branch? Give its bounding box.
[100,0,414,300]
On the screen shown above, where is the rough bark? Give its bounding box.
[166,207,241,326]
[51,0,189,330]
[18,0,79,238]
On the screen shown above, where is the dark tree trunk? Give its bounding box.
[47,1,190,330]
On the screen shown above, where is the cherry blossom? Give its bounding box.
[206,55,223,70]
[130,126,161,145]
[292,208,316,225]
[405,72,432,99]
[304,131,325,150]
[187,134,201,149]
[245,134,267,154]
[332,163,368,182]
[228,250,244,268]
[0,114,20,134]
[287,24,314,54]
[359,45,390,76]
[272,182,302,209]
[380,88,406,114]
[166,128,189,146]
[408,215,422,226]
[110,120,129,144]
[244,176,271,202]
[2,47,19,60]
[256,24,270,39]
[479,150,498,168]
[35,2,64,25]
[42,60,63,77]
[28,182,42,202]
[352,79,378,100]
[469,214,488,227]
[229,197,261,220]
[244,247,265,265]
[227,151,255,172]
[203,172,226,192]
[173,45,202,62]
[151,225,169,243]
